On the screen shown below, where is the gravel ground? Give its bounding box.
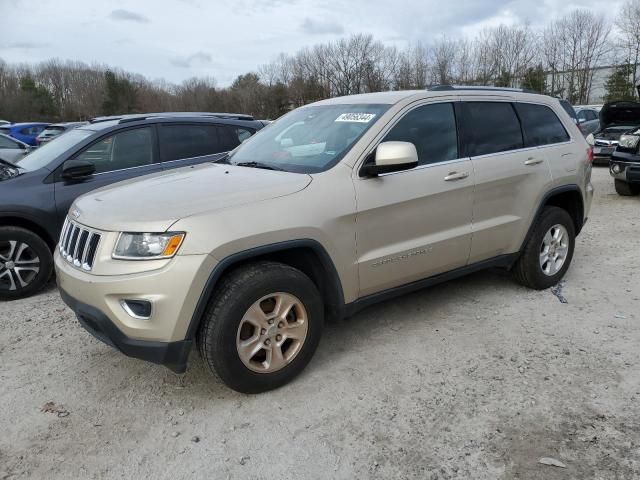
[1,167,639,480]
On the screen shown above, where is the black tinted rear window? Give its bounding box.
[465,102,523,156]
[559,100,577,120]
[158,124,222,162]
[515,103,570,147]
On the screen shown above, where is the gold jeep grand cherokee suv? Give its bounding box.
[56,87,594,393]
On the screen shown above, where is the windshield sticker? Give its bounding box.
[335,113,376,123]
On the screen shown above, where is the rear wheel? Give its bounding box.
[513,206,575,290]
[614,179,640,196]
[197,261,324,393]
[0,226,53,301]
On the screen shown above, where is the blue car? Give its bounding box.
[0,122,50,146]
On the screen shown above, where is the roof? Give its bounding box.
[311,86,552,107]
[48,122,88,128]
[4,122,51,127]
[313,90,425,106]
[90,112,254,124]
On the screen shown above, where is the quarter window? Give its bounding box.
[382,102,458,166]
[465,102,523,156]
[218,126,252,151]
[515,103,570,147]
[159,124,221,162]
[75,127,154,173]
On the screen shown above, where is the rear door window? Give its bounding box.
[158,124,222,162]
[464,102,523,156]
[514,103,570,147]
[218,126,244,151]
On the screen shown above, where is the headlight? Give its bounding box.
[619,134,640,149]
[113,232,185,260]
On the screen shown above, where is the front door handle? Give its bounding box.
[444,171,469,181]
[524,157,544,166]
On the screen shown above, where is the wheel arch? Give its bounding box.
[0,214,56,250]
[519,185,585,253]
[185,240,346,340]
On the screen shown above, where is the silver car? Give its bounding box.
[574,107,600,136]
[0,132,32,164]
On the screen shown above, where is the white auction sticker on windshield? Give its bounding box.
[335,113,376,123]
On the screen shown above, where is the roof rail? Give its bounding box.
[91,112,255,124]
[428,85,540,94]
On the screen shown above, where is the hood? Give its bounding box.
[599,101,640,130]
[72,163,312,232]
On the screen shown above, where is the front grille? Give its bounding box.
[595,140,618,147]
[59,218,101,271]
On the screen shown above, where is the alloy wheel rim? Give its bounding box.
[0,240,40,291]
[236,292,308,373]
[539,224,569,276]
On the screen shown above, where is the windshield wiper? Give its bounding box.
[234,161,285,171]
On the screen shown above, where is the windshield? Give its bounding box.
[40,126,66,136]
[16,128,94,171]
[228,104,389,173]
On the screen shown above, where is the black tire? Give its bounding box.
[513,206,575,290]
[0,226,53,301]
[197,261,324,394]
[614,179,640,196]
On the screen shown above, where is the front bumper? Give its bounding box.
[609,155,640,184]
[59,288,192,373]
[55,249,217,372]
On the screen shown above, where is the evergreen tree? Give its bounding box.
[521,64,547,93]
[102,70,138,115]
[19,75,55,118]
[604,64,636,102]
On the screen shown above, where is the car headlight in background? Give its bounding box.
[113,232,185,260]
[611,163,623,174]
[619,134,640,149]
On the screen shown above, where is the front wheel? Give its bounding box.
[0,226,53,301]
[513,206,576,290]
[614,179,640,196]
[197,261,324,394]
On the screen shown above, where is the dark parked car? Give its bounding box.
[609,126,640,195]
[591,101,640,165]
[0,113,264,300]
[0,122,50,146]
[36,122,88,146]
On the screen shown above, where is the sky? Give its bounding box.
[0,0,625,87]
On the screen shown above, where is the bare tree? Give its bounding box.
[617,0,640,95]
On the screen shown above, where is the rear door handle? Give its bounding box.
[524,157,544,166]
[444,171,469,181]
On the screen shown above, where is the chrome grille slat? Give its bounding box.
[58,218,101,272]
[61,221,73,254]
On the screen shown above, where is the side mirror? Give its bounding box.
[62,160,95,180]
[586,133,595,146]
[360,141,419,177]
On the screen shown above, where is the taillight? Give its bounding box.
[587,146,594,164]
